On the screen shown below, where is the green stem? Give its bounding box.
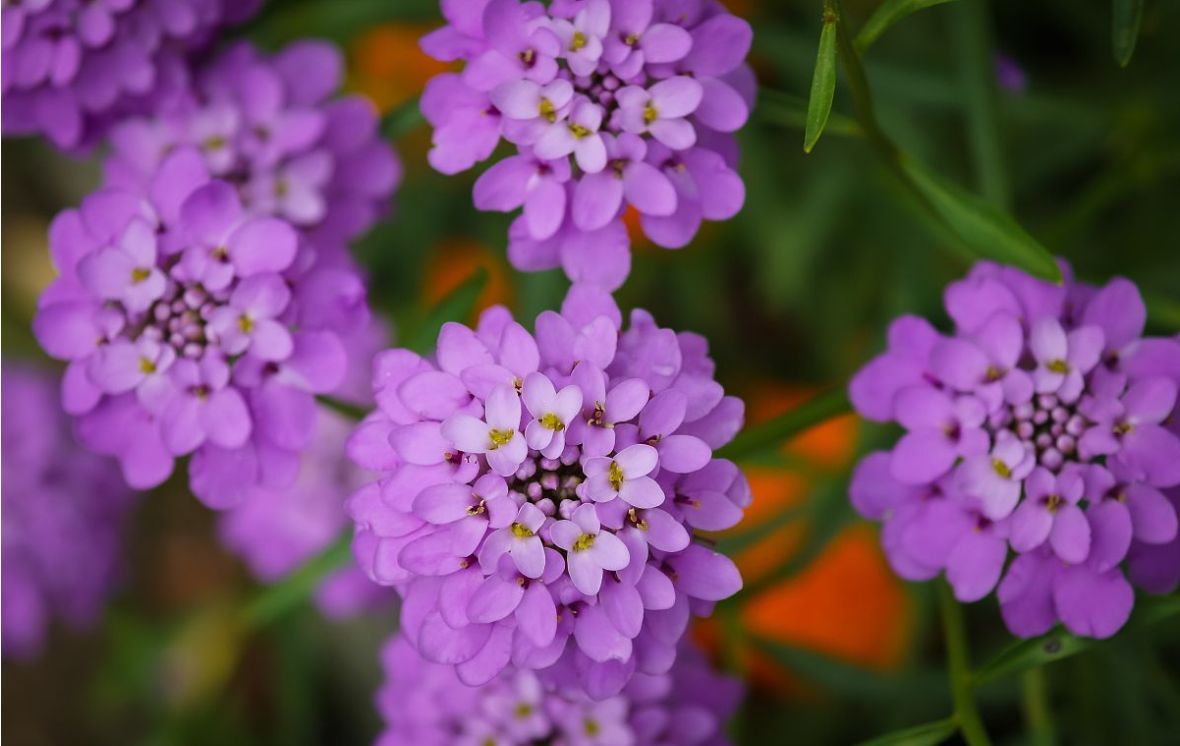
[951,0,1009,207]
[316,395,368,421]
[1021,667,1056,746]
[938,582,993,746]
[382,96,425,140]
[715,388,851,461]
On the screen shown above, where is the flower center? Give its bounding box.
[1045,494,1063,513]
[1047,359,1069,374]
[571,31,588,51]
[623,32,640,46]
[991,458,1012,479]
[572,533,596,552]
[138,357,156,374]
[540,412,565,432]
[568,122,591,138]
[608,461,625,491]
[584,719,601,736]
[538,97,558,123]
[514,702,533,718]
[643,102,658,125]
[511,522,535,539]
[131,267,151,284]
[489,428,515,448]
[238,314,254,333]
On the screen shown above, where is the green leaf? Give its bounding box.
[972,628,1092,686]
[406,267,489,354]
[750,636,895,700]
[382,96,425,140]
[759,90,861,139]
[315,395,368,421]
[854,0,962,52]
[852,718,958,746]
[855,0,960,53]
[242,532,352,629]
[715,388,851,461]
[804,16,839,153]
[1112,0,1145,67]
[898,154,1062,282]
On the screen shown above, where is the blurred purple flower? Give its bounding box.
[32,143,378,511]
[850,261,1180,639]
[995,53,1027,93]
[376,633,741,745]
[347,285,748,698]
[2,363,136,658]
[103,40,401,253]
[1,0,261,150]
[420,0,754,289]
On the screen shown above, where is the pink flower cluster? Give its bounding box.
[347,287,748,697]
[421,0,753,289]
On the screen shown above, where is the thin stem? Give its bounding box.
[938,582,993,746]
[1021,667,1056,746]
[952,0,1010,207]
[316,394,368,421]
[241,531,353,629]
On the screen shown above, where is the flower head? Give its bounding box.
[2,364,136,658]
[421,0,754,289]
[850,261,1180,639]
[1,0,260,149]
[347,287,748,697]
[376,633,742,746]
[104,40,401,252]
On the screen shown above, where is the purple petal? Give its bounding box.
[1053,565,1133,639]
[946,530,1006,602]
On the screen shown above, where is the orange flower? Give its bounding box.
[697,384,912,694]
[349,24,451,114]
[423,239,514,319]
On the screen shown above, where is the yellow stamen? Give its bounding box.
[489,428,515,449]
[139,357,157,374]
[568,122,591,139]
[1047,359,1069,374]
[239,314,254,333]
[511,522,535,539]
[991,458,1011,479]
[539,97,557,123]
[131,267,151,284]
[572,533,595,551]
[608,461,624,491]
[570,31,587,51]
[540,413,565,432]
[643,102,658,125]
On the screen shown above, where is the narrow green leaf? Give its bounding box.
[898,154,1061,282]
[972,628,1092,686]
[315,395,368,421]
[855,0,960,53]
[750,636,897,700]
[406,268,489,354]
[759,90,861,139]
[715,388,851,461]
[852,718,958,746]
[804,17,839,153]
[1144,290,1180,330]
[382,96,425,140]
[1112,0,1145,67]
[242,532,352,629]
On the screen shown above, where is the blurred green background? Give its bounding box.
[3,0,1179,744]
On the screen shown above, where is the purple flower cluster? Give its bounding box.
[2,364,136,658]
[1,0,260,149]
[421,0,753,289]
[32,144,375,509]
[347,286,748,697]
[850,261,1180,639]
[103,40,402,255]
[218,328,393,619]
[376,633,741,746]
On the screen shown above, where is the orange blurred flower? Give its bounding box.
[349,24,451,114]
[697,385,912,694]
[423,239,514,320]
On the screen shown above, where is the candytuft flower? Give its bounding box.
[849,261,1180,639]
[2,364,136,658]
[421,0,754,289]
[1,0,261,149]
[347,287,748,697]
[104,40,401,253]
[376,633,742,745]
